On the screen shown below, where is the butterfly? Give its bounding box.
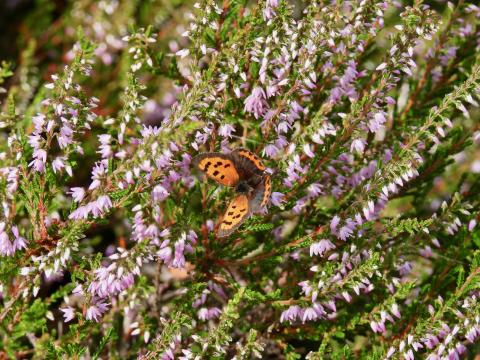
[193,148,272,237]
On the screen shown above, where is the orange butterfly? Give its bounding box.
[193,148,272,237]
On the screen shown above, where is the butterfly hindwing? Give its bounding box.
[218,194,250,237]
[249,174,272,213]
[260,174,272,208]
[193,153,240,187]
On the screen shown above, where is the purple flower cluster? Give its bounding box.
[29,64,97,175]
[0,223,27,256]
[156,230,197,268]
[387,294,480,359]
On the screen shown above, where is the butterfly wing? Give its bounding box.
[218,194,250,237]
[249,174,272,213]
[193,153,240,187]
[233,148,266,175]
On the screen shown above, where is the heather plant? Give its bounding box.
[1,0,480,359]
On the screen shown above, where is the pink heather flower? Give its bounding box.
[270,192,286,207]
[263,0,279,20]
[206,219,215,231]
[307,183,323,198]
[0,229,13,256]
[97,134,113,158]
[28,134,41,149]
[419,246,433,258]
[157,246,173,263]
[342,291,352,303]
[368,112,387,133]
[263,144,279,158]
[391,303,401,318]
[370,321,380,333]
[68,205,90,220]
[328,60,358,104]
[398,261,412,276]
[163,349,174,360]
[465,327,480,343]
[302,307,318,322]
[198,307,221,321]
[186,230,197,244]
[29,148,47,172]
[312,303,325,317]
[275,135,288,149]
[152,184,170,202]
[11,226,27,251]
[52,157,65,174]
[292,197,307,214]
[175,48,189,58]
[244,87,268,119]
[208,307,221,319]
[58,124,74,149]
[277,122,290,134]
[32,113,46,131]
[350,139,366,154]
[330,216,340,233]
[280,305,302,323]
[404,349,414,360]
[192,291,208,308]
[386,347,396,358]
[60,306,75,322]
[96,195,113,212]
[172,240,186,268]
[468,219,477,231]
[70,187,86,202]
[303,144,315,158]
[86,300,109,322]
[338,225,354,241]
[88,201,102,218]
[159,229,170,238]
[89,180,101,191]
[198,308,209,321]
[456,343,466,355]
[327,252,339,261]
[310,239,335,257]
[299,281,313,296]
[218,124,235,138]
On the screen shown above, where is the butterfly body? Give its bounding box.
[193,148,271,237]
[235,181,253,195]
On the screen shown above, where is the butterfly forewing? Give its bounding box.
[218,195,250,237]
[193,153,240,186]
[233,148,266,173]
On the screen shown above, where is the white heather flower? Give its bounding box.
[175,49,190,58]
[70,187,86,202]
